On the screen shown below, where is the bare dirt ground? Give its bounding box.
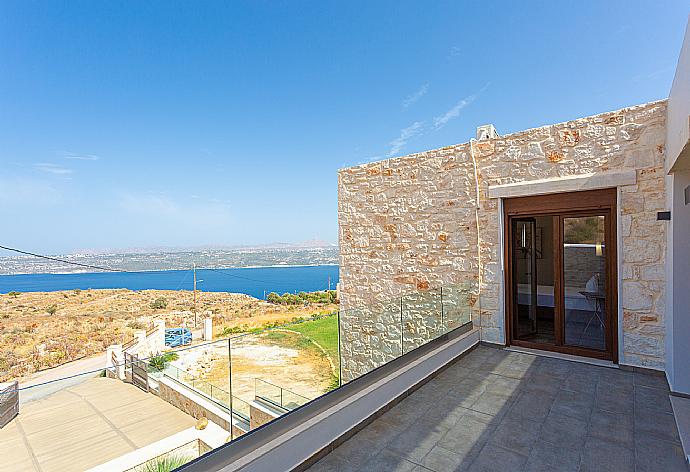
[0,289,336,382]
[173,331,333,404]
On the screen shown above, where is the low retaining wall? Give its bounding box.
[158,377,248,438]
[87,420,227,472]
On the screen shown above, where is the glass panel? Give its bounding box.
[513,219,537,339]
[402,288,442,353]
[512,217,556,344]
[563,215,607,350]
[281,389,310,410]
[442,282,476,331]
[255,378,282,407]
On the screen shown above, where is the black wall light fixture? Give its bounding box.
[657,211,671,221]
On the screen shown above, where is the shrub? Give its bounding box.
[46,305,57,315]
[126,321,147,330]
[148,352,179,371]
[220,325,246,337]
[265,290,337,306]
[8,291,20,298]
[135,455,193,472]
[150,297,168,310]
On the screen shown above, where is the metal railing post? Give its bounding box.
[337,310,342,387]
[440,287,444,333]
[228,337,233,438]
[400,297,404,356]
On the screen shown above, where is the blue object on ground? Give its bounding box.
[165,328,192,347]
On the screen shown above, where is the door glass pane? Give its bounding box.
[513,217,556,344]
[514,220,536,340]
[563,215,607,350]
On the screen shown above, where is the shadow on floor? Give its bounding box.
[308,345,687,472]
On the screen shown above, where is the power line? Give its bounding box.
[204,267,275,284]
[0,245,128,273]
[203,267,333,292]
[0,244,337,290]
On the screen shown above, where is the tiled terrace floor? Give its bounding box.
[309,345,688,472]
[0,377,196,471]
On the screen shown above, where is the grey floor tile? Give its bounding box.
[536,357,573,379]
[598,368,634,390]
[437,414,495,453]
[633,371,669,391]
[562,372,597,395]
[469,391,514,417]
[380,402,426,431]
[635,435,689,472]
[395,391,438,418]
[309,450,358,472]
[359,448,419,472]
[524,440,582,472]
[523,372,562,394]
[483,374,522,396]
[422,401,472,431]
[595,385,634,414]
[386,421,446,462]
[580,437,634,472]
[506,390,555,422]
[635,385,673,413]
[414,379,457,402]
[569,361,604,378]
[635,407,682,443]
[551,388,594,420]
[448,375,488,398]
[493,361,537,380]
[310,351,677,472]
[588,409,634,448]
[489,417,541,456]
[467,444,527,472]
[360,416,406,446]
[330,429,389,468]
[460,407,498,424]
[421,445,476,472]
[539,411,589,448]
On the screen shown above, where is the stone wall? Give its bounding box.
[158,378,233,432]
[338,100,668,377]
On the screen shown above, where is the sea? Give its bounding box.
[0,265,340,299]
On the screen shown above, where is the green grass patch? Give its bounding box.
[288,314,339,362]
[261,314,342,390]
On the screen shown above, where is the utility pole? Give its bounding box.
[193,264,197,328]
[328,275,331,291]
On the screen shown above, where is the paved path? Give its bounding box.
[1,377,196,471]
[310,346,688,472]
[19,354,108,404]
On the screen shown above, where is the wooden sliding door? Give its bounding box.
[504,189,618,362]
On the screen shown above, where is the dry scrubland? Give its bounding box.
[0,289,337,382]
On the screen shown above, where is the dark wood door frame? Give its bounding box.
[503,189,619,363]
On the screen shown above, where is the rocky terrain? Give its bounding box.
[0,289,336,382]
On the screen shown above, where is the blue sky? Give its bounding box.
[1,1,688,255]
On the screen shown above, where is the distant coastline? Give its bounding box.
[0,246,339,276]
[0,262,339,277]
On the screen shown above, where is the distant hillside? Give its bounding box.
[0,246,339,275]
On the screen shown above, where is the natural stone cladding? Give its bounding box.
[338,100,667,379]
